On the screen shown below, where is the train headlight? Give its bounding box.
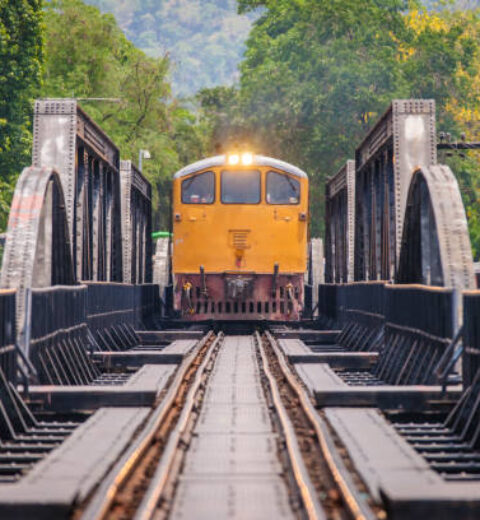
[241,152,253,165]
[228,154,240,165]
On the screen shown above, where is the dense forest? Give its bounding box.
[0,0,209,232]
[1,0,480,259]
[85,0,259,97]
[203,0,480,251]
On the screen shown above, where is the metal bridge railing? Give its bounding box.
[0,289,77,472]
[318,282,386,352]
[24,282,162,384]
[0,289,17,385]
[319,282,458,385]
[28,285,100,385]
[86,282,140,351]
[441,291,480,448]
[134,283,162,330]
[317,284,339,328]
[375,284,455,385]
[462,291,480,388]
[336,282,386,352]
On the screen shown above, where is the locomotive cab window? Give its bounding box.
[221,170,261,204]
[181,171,215,204]
[266,171,300,204]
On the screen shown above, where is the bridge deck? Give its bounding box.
[0,407,149,520]
[170,335,295,519]
[28,364,177,410]
[326,408,480,519]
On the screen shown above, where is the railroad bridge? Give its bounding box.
[0,98,479,519]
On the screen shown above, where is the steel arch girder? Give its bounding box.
[397,164,475,290]
[0,166,75,327]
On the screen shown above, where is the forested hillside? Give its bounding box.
[1,0,480,258]
[0,0,208,232]
[85,0,258,97]
[202,0,480,256]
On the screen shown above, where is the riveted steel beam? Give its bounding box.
[32,99,123,282]
[325,160,355,283]
[354,99,437,281]
[120,160,152,284]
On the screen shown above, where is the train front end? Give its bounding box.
[172,153,309,321]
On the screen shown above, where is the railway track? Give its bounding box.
[73,330,379,520]
[77,330,219,520]
[0,96,478,520]
[259,331,379,520]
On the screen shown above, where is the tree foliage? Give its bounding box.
[42,0,208,230]
[84,0,259,97]
[428,9,480,260]
[0,0,43,231]
[201,0,480,247]
[2,0,480,261]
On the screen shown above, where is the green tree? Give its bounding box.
[43,0,208,230]
[0,0,43,231]
[85,0,259,97]
[202,1,480,239]
[405,8,480,258]
[217,0,415,236]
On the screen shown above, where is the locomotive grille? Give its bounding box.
[231,230,250,250]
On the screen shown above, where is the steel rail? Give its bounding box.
[264,330,377,520]
[80,330,217,520]
[133,332,224,520]
[255,331,326,520]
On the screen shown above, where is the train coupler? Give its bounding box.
[182,281,194,315]
[286,282,295,315]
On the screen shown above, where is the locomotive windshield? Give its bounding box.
[266,171,300,204]
[221,170,261,204]
[181,171,215,204]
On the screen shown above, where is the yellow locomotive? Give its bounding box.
[172,153,309,320]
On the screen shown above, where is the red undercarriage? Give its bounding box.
[174,272,304,321]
